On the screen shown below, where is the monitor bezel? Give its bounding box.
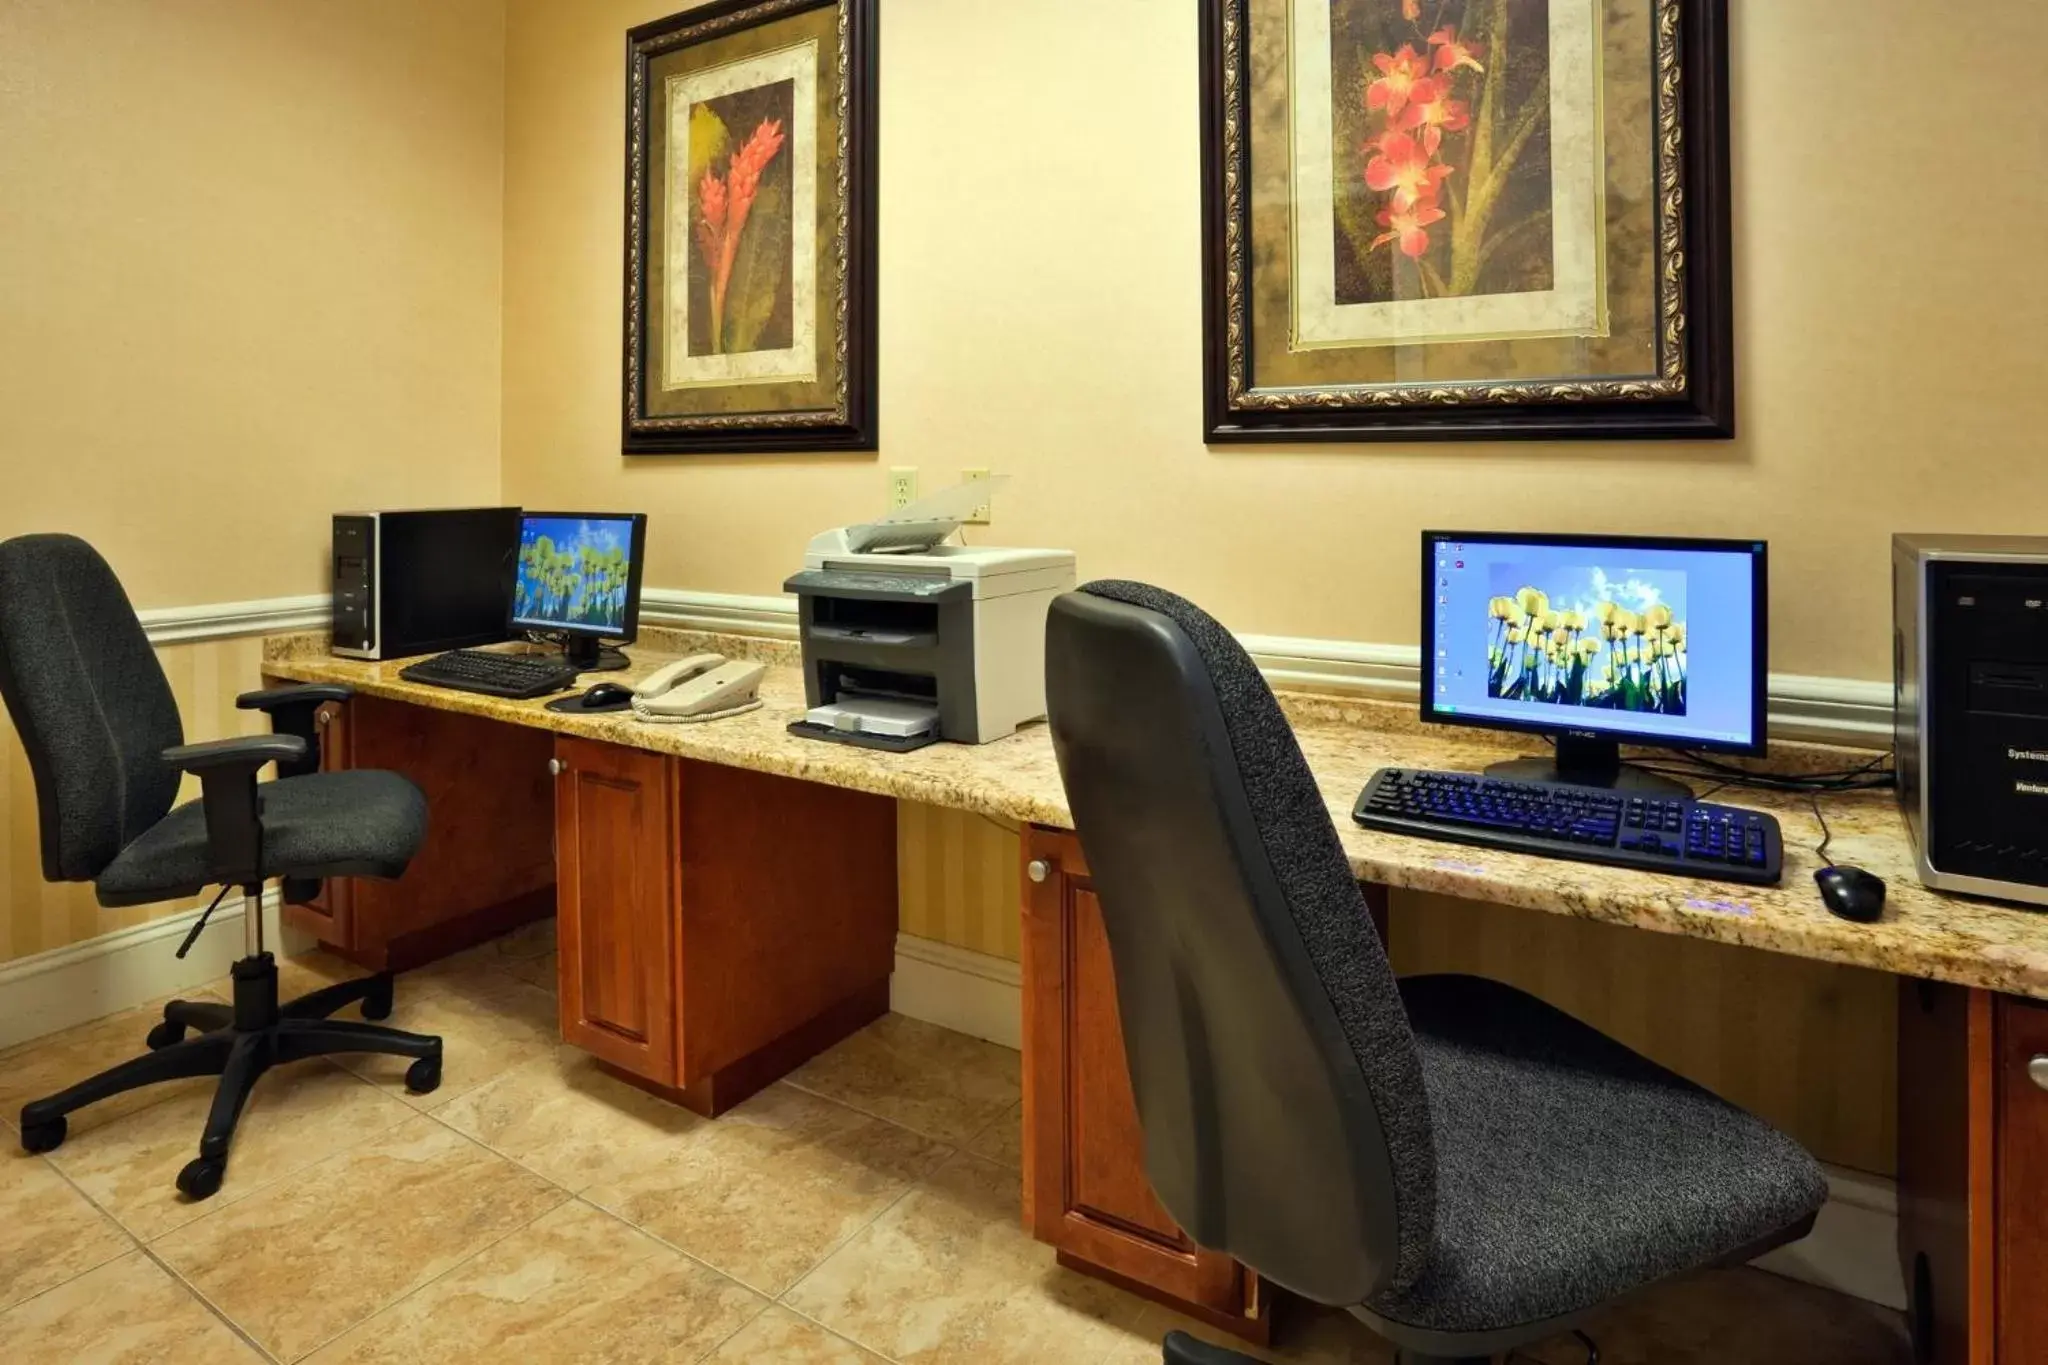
[509,511,648,644]
[1419,530,1769,758]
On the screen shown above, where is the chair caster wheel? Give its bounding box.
[361,979,394,1022]
[177,1156,226,1200]
[405,1056,441,1094]
[146,1020,186,1050]
[20,1116,66,1154]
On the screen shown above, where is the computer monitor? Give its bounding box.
[1422,531,1767,795]
[511,512,648,671]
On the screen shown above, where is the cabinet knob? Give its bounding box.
[2030,1055,2048,1092]
[1026,859,1051,883]
[547,758,564,776]
[315,710,330,728]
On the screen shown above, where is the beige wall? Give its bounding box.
[503,0,2048,683]
[0,0,507,958]
[0,0,508,607]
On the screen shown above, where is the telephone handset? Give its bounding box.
[630,653,767,723]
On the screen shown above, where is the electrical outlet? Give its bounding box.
[888,466,918,510]
[961,468,993,524]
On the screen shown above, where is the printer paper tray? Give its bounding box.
[786,720,940,753]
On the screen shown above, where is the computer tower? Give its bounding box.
[1894,533,2048,906]
[332,509,520,660]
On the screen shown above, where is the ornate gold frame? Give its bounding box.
[1202,0,1732,441]
[624,0,877,453]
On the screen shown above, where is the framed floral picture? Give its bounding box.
[624,0,877,454]
[1200,0,1732,441]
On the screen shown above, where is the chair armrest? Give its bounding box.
[236,684,353,712]
[163,736,308,887]
[235,684,349,779]
[164,734,308,772]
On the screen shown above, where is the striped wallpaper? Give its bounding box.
[1,635,271,963]
[896,801,1022,961]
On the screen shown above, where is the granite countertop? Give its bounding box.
[263,629,2048,1001]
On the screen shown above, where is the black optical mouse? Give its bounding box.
[1815,865,1886,923]
[579,682,634,711]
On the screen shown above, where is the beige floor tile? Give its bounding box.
[707,1306,890,1363]
[153,1111,565,1362]
[497,949,557,992]
[0,991,226,1137]
[784,1150,1154,1365]
[1107,1301,1394,1365]
[433,1043,701,1191]
[787,1013,1022,1145]
[0,1150,131,1313]
[0,1249,265,1364]
[328,958,561,1111]
[273,948,374,1004]
[301,1199,767,1365]
[51,1058,415,1241]
[964,1100,1023,1170]
[584,1082,950,1296]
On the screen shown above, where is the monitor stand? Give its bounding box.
[1485,733,1693,799]
[560,637,629,673]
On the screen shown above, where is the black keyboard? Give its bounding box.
[1351,767,1783,885]
[398,649,581,700]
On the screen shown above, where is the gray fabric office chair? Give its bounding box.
[1043,581,1829,1365]
[0,534,442,1199]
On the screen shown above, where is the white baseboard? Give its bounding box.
[1755,1166,1906,1310]
[890,933,1021,1051]
[0,891,311,1051]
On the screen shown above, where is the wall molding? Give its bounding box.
[0,891,309,1051]
[137,594,331,646]
[890,933,1022,1050]
[133,586,1892,747]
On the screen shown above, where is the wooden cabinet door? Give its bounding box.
[555,737,679,1086]
[1021,826,1266,1341]
[1997,995,2048,1364]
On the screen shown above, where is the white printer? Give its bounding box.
[784,479,1076,749]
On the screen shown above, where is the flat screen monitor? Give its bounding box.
[1422,531,1768,791]
[511,512,647,670]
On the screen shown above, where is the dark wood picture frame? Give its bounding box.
[1199,0,1733,443]
[623,0,877,455]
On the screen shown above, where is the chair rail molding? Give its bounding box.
[117,589,1895,743]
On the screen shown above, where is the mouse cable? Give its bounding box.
[1809,792,1836,868]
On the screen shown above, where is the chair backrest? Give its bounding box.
[0,535,184,881]
[1044,581,1436,1306]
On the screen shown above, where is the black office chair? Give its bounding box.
[1044,581,1829,1365]
[0,534,443,1199]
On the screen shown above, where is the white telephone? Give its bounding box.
[630,653,768,723]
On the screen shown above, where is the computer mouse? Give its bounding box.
[1815,865,1886,923]
[579,682,634,711]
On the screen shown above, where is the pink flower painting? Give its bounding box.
[1334,0,1556,305]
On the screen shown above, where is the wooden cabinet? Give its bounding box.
[550,737,899,1116]
[1899,983,2048,1365]
[555,737,679,1083]
[274,689,556,970]
[1020,826,1269,1343]
[1996,996,2048,1363]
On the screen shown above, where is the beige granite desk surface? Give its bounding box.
[263,628,2048,1001]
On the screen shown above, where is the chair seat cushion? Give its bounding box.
[96,770,427,907]
[1363,974,1828,1338]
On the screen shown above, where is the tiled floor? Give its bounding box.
[0,924,1914,1364]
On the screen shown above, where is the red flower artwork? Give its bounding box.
[695,117,786,352]
[1356,10,1489,264]
[1364,131,1453,211]
[1372,200,1448,258]
[1365,44,1431,117]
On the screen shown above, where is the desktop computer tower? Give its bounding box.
[1894,533,2048,906]
[332,509,519,660]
